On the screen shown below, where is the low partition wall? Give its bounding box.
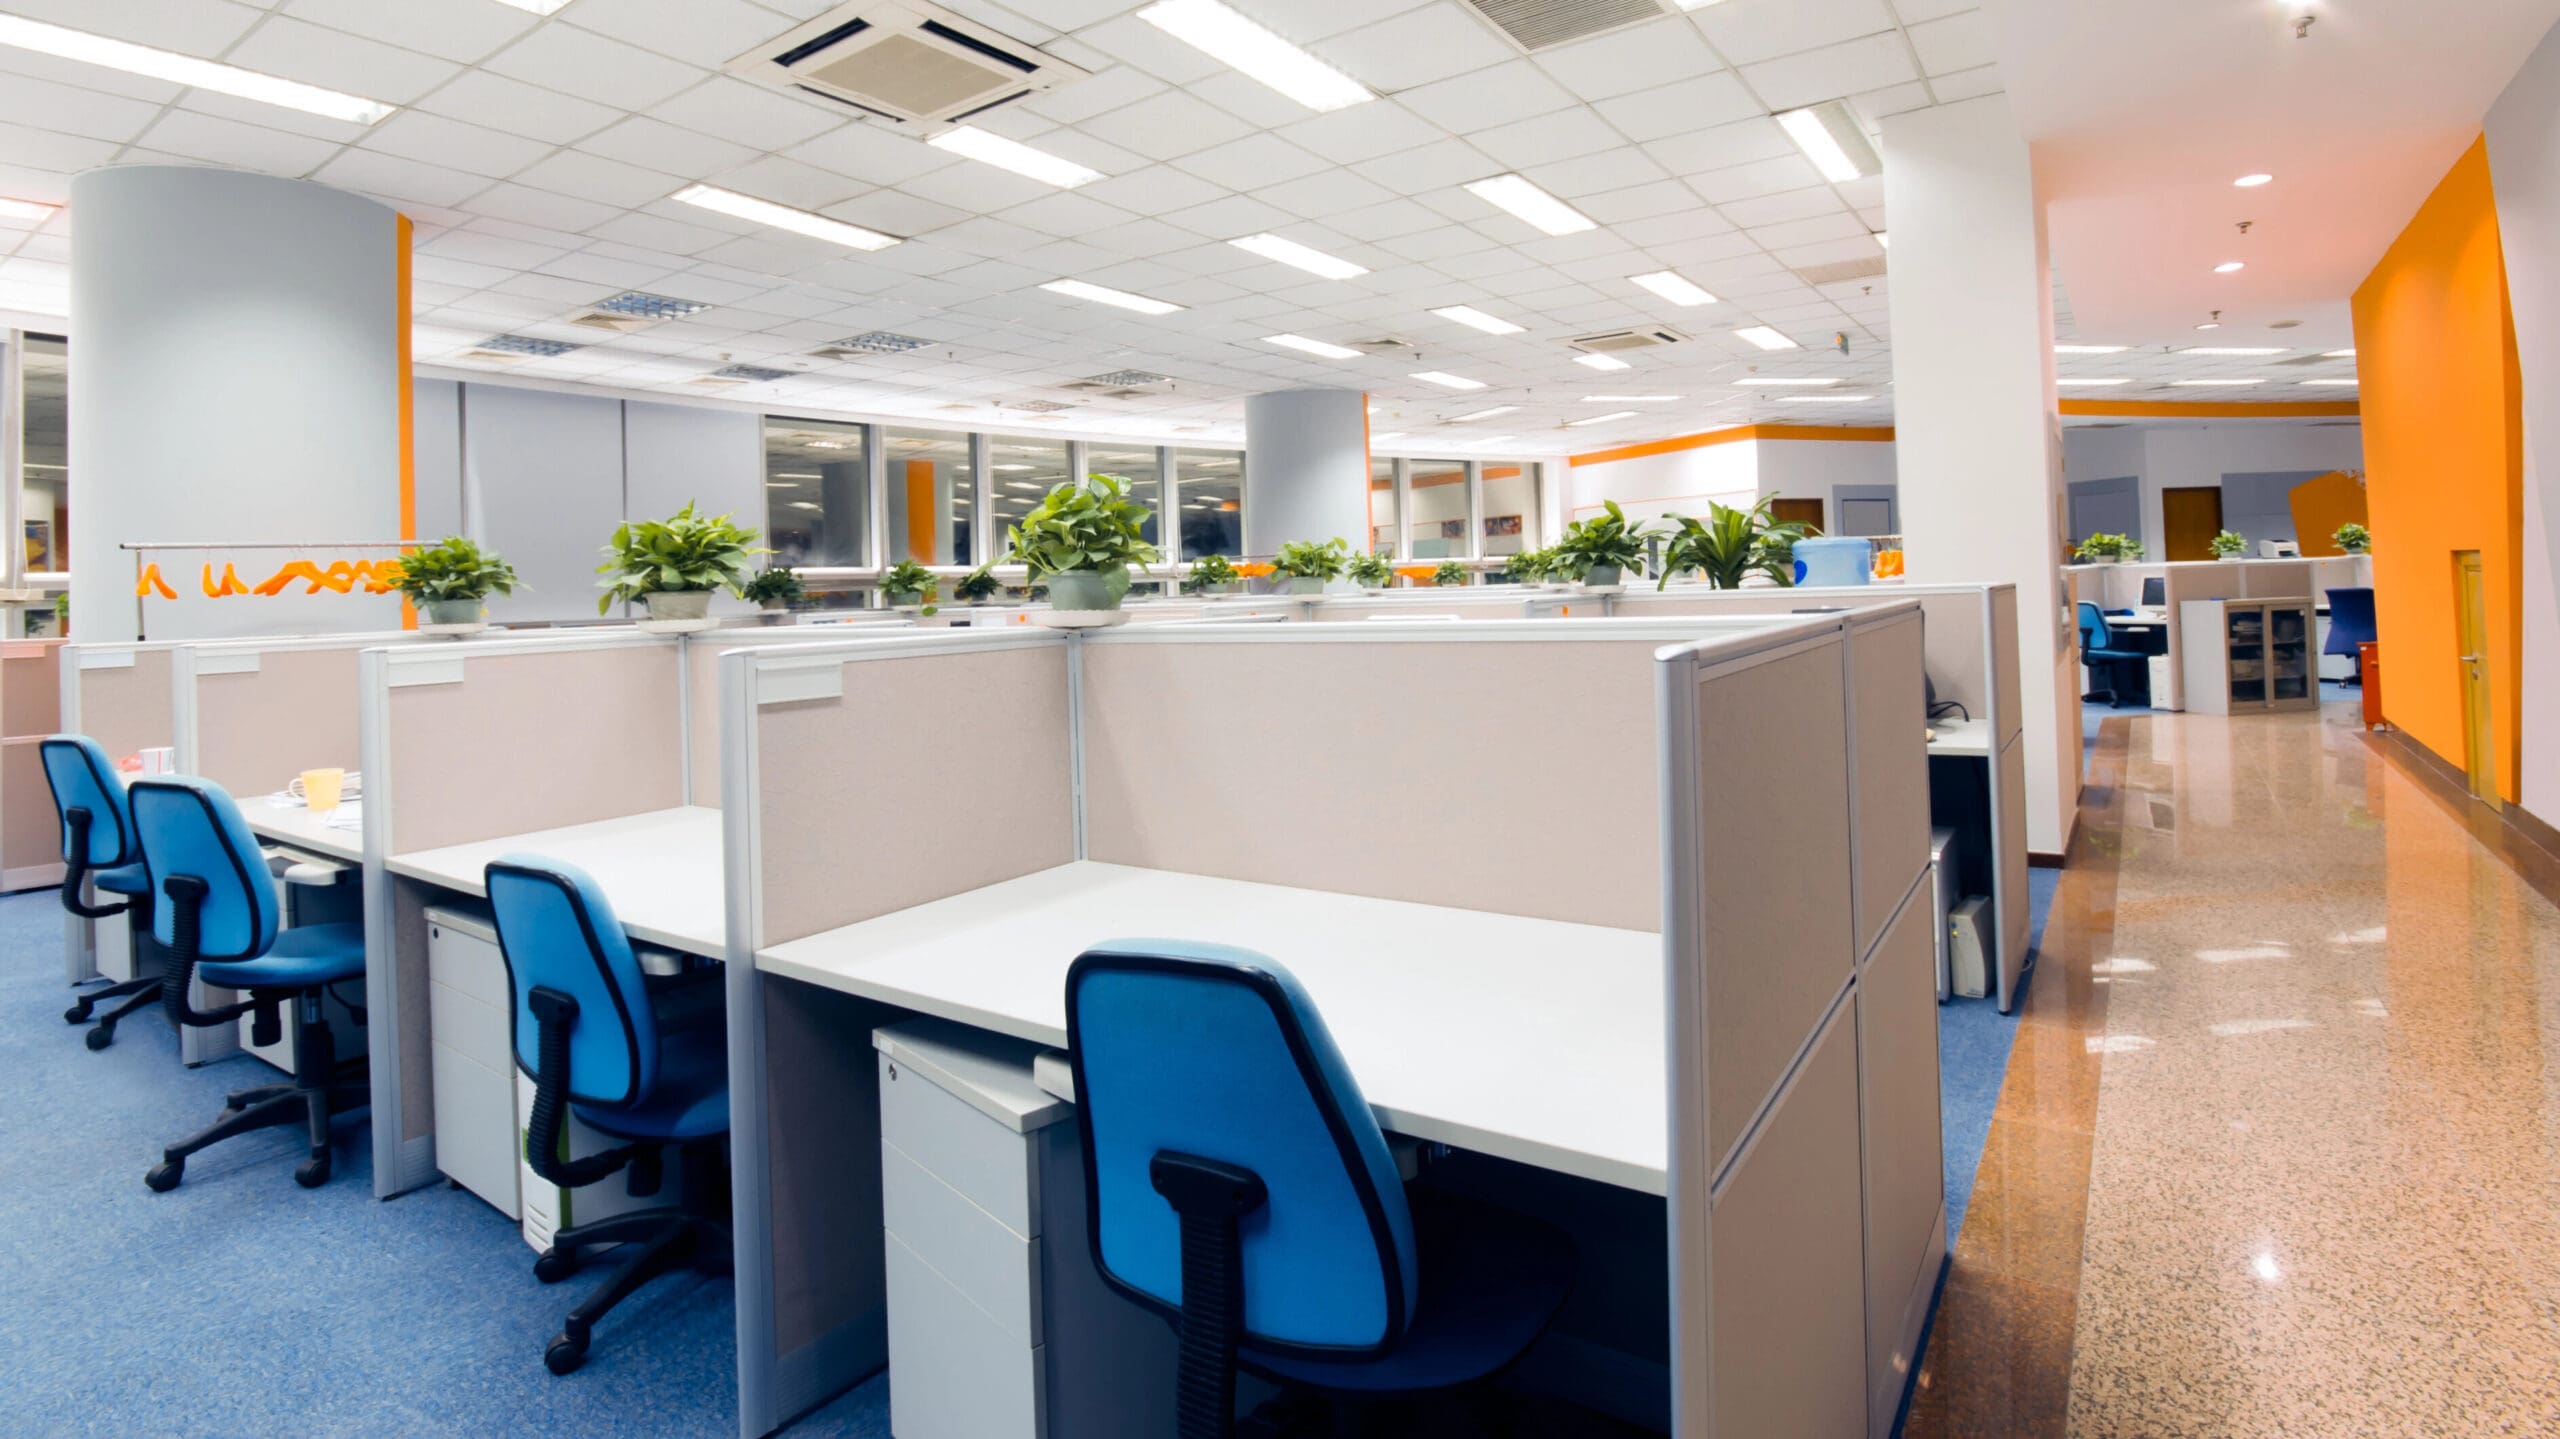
[0,638,61,895]
[1305,591,1588,622]
[175,632,441,799]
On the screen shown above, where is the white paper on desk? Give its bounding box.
[322,801,363,832]
[265,793,308,809]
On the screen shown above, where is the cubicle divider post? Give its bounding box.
[58,640,179,985]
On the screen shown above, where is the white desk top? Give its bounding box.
[389,806,726,957]
[759,861,1668,1195]
[247,802,365,864]
[2106,611,2168,629]
[1926,716,1992,758]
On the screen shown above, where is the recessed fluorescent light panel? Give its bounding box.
[1265,333,1361,359]
[0,15,396,124]
[927,126,1099,189]
[1581,395,1680,402]
[1775,101,1880,184]
[1575,353,1632,371]
[2055,344,2129,354]
[1631,271,1717,307]
[1433,305,1525,336]
[831,331,932,354]
[1734,377,1839,387]
[2181,346,2285,356]
[1411,371,1489,390]
[2171,379,2263,386]
[1230,233,1366,280]
[1464,174,1598,237]
[1568,411,1639,427]
[0,197,59,223]
[1137,0,1373,112]
[1041,279,1184,316]
[2055,378,2132,387]
[476,334,582,358]
[1450,406,1519,422]
[593,290,712,320]
[1734,326,1798,352]
[674,185,899,251]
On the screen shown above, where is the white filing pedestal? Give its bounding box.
[425,905,520,1220]
[876,1019,1177,1439]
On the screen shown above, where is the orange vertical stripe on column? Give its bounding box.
[905,458,936,562]
[396,212,417,630]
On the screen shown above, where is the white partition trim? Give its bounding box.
[1087,616,1802,647]
[193,651,262,676]
[357,645,409,1197]
[1068,638,1087,861]
[77,648,139,669]
[1656,632,1713,1439]
[720,643,778,1439]
[385,656,466,688]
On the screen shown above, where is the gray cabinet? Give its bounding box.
[2179,598,2319,715]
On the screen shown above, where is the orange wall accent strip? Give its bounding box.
[2058,399,2362,419]
[2352,134,2525,801]
[1569,424,1894,468]
[395,213,416,630]
[904,458,936,561]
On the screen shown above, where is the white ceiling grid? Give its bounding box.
[0,0,2147,454]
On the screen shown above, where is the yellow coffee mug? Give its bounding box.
[300,768,345,814]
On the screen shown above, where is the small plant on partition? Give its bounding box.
[1505,549,1552,585]
[955,567,1002,603]
[1269,538,1351,594]
[741,567,805,611]
[1552,501,1651,586]
[597,503,762,621]
[994,474,1159,613]
[2333,522,2371,555]
[398,535,521,625]
[1656,497,1811,590]
[2209,530,2248,560]
[2073,532,2143,564]
[1434,560,1470,588]
[1183,552,1243,595]
[1345,551,1394,591]
[880,560,939,617]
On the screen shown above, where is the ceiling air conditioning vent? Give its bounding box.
[1081,369,1168,388]
[728,1,1088,126]
[1466,0,1669,53]
[818,331,933,358]
[1795,257,1888,287]
[1002,399,1076,413]
[710,363,795,383]
[1571,327,1684,354]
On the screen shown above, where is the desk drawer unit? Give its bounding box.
[426,906,519,1220]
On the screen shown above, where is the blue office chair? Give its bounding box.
[2078,602,2151,707]
[41,736,159,1050]
[486,855,730,1376]
[2326,586,2377,686]
[128,776,369,1191]
[1067,942,1574,1438]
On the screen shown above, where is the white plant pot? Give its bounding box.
[644,590,713,621]
[424,598,483,626]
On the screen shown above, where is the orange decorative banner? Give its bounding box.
[136,563,176,600]
[146,554,407,603]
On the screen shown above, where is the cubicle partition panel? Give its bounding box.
[682,624,917,810]
[0,639,62,894]
[174,631,429,797]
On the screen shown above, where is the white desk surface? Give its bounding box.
[2107,612,2169,630]
[1926,717,1992,758]
[389,806,726,957]
[759,861,1668,1195]
[248,803,365,864]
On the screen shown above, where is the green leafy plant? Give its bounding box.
[1657,497,1813,590]
[1434,560,1469,588]
[52,592,67,621]
[395,535,520,605]
[2333,521,2371,554]
[1505,549,1551,584]
[955,567,1002,603]
[2209,529,2247,558]
[1553,500,1651,581]
[1346,551,1394,588]
[1269,537,1351,582]
[1183,552,1242,594]
[741,567,805,607]
[2073,532,2143,563]
[995,474,1160,607]
[880,559,939,617]
[597,502,763,614]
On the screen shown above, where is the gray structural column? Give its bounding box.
[1243,388,1370,553]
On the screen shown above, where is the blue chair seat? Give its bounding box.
[197,923,365,990]
[1244,1191,1573,1396]
[93,861,150,897]
[576,1021,728,1142]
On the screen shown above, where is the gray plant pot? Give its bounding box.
[424,598,482,626]
[760,598,792,612]
[1288,576,1325,596]
[1583,564,1622,588]
[1048,570,1122,611]
[885,589,923,609]
[644,590,712,621]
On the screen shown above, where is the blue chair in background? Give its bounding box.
[41,736,158,1051]
[486,855,729,1376]
[1067,942,1574,1439]
[2326,586,2377,685]
[129,776,368,1191]
[2079,602,2151,707]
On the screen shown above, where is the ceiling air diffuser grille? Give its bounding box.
[727,1,1087,125]
[1571,326,1685,354]
[1466,0,1669,53]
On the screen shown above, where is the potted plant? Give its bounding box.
[741,566,805,614]
[1553,501,1651,588]
[2073,533,2142,565]
[1183,552,1244,596]
[1504,549,1549,586]
[879,560,940,616]
[2333,522,2371,555]
[1657,498,1812,590]
[995,473,1160,613]
[1269,538,1350,595]
[2209,530,2248,561]
[598,502,762,621]
[955,567,1002,604]
[1434,560,1470,588]
[1346,551,1394,593]
[397,535,521,626]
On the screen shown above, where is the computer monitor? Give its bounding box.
[2142,577,2165,607]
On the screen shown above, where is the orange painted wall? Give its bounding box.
[2352,136,2526,800]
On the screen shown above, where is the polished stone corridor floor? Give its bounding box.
[1906,698,2560,1437]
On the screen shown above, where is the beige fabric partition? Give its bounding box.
[1308,597,1546,622]
[754,640,1077,945]
[1079,632,1665,931]
[67,646,175,764]
[1848,613,1931,961]
[2,641,63,889]
[1616,586,1999,732]
[192,647,370,798]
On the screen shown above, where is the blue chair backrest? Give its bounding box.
[2328,586,2377,640]
[129,777,278,960]
[39,735,133,867]
[487,856,655,1108]
[2077,601,2113,651]
[1068,942,1419,1358]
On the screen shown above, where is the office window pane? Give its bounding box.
[1407,459,1467,559]
[883,428,973,565]
[763,418,868,568]
[1481,461,1540,556]
[1176,448,1244,558]
[1369,455,1398,556]
[1088,444,1161,548]
[985,435,1070,561]
[22,334,66,574]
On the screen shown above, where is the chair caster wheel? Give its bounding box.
[544,1333,588,1375]
[533,1249,578,1284]
[145,1158,183,1192]
[64,1001,92,1025]
[86,1024,115,1051]
[295,1155,331,1188]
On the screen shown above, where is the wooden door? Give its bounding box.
[1770,498,1825,535]
[2455,550,2498,807]
[2162,487,2224,562]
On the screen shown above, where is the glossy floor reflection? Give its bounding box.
[1907,698,2560,1437]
